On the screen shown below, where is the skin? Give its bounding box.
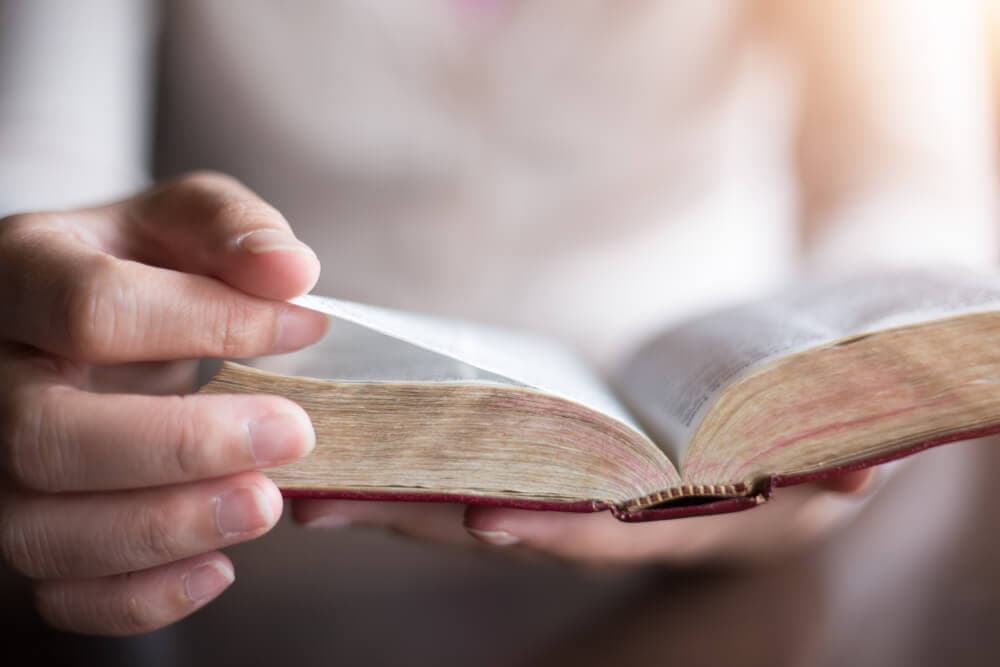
[0,170,875,635]
[294,470,876,563]
[0,172,329,635]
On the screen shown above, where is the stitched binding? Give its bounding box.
[622,481,752,513]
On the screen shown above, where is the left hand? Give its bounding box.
[291,469,876,565]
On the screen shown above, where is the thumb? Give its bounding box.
[113,171,320,301]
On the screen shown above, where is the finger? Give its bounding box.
[464,506,682,563]
[123,171,320,300]
[1,369,314,492]
[34,553,235,636]
[463,483,873,564]
[0,227,327,363]
[292,499,477,546]
[813,468,877,495]
[1,472,281,579]
[87,359,202,395]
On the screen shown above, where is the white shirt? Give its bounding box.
[1,0,996,370]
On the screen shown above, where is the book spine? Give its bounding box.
[612,494,766,522]
[622,483,753,513]
[614,421,1000,522]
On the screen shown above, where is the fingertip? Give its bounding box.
[183,556,236,606]
[274,304,329,353]
[246,397,316,466]
[292,500,472,544]
[462,504,494,529]
[467,527,522,547]
[293,499,354,529]
[31,579,67,630]
[256,475,286,526]
[463,506,525,547]
[229,471,286,529]
[292,498,416,529]
[226,232,322,301]
[463,505,546,532]
[464,506,625,553]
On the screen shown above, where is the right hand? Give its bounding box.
[0,172,329,635]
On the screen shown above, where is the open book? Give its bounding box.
[200,268,1000,522]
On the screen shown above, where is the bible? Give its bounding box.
[200,267,1000,522]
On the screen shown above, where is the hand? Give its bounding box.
[0,172,328,635]
[292,469,878,565]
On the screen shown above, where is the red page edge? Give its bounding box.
[279,423,1000,523]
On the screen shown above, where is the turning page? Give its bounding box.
[253,293,646,433]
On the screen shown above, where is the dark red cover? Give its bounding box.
[281,423,1000,522]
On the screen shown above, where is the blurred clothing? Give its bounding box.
[1,0,996,368]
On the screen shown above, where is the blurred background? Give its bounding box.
[3,1,1000,665]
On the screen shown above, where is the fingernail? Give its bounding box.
[184,561,235,604]
[248,411,315,466]
[237,229,316,256]
[216,486,275,536]
[275,307,328,352]
[467,528,521,547]
[304,514,352,530]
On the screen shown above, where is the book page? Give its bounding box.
[248,293,646,433]
[247,317,513,383]
[618,267,1000,465]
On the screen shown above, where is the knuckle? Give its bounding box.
[172,169,242,196]
[0,384,26,482]
[173,172,240,210]
[218,300,276,358]
[0,384,72,493]
[60,254,127,361]
[131,502,182,567]
[113,586,163,635]
[35,581,165,636]
[32,581,67,630]
[0,501,62,578]
[0,212,46,247]
[31,582,77,632]
[169,172,281,231]
[210,197,282,232]
[0,504,33,576]
[163,396,204,479]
